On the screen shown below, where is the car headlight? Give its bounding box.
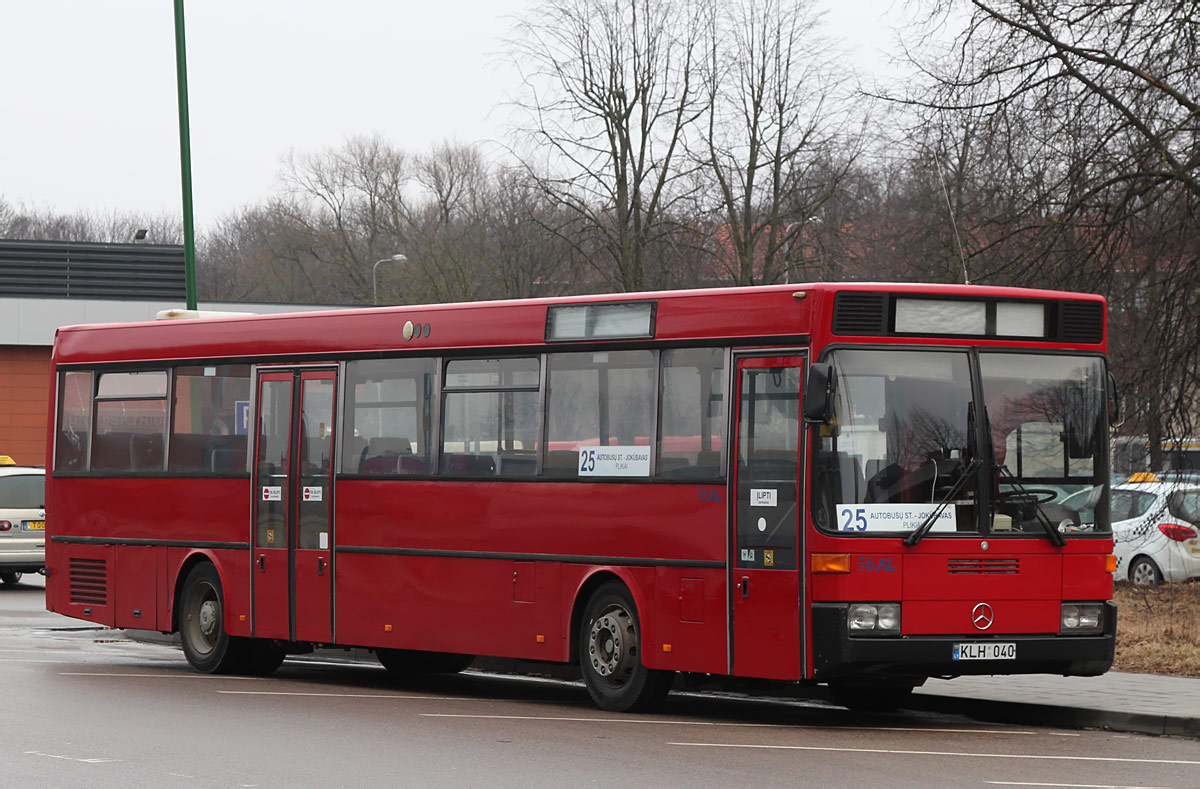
[848,603,901,636]
[1060,602,1104,635]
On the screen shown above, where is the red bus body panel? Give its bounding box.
[43,282,1113,686]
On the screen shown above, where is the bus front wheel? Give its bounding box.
[579,582,673,712]
[179,563,242,674]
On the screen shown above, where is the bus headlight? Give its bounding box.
[1060,603,1104,635]
[848,603,901,636]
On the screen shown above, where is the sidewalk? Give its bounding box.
[910,671,1200,738]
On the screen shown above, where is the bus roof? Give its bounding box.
[51,282,1106,366]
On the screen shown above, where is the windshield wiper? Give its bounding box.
[995,464,1067,548]
[904,457,982,548]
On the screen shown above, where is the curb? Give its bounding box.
[908,692,1200,739]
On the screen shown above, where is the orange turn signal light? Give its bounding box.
[812,553,851,574]
[1105,555,1117,574]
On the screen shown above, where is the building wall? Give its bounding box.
[0,345,51,466]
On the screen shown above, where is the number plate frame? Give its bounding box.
[952,642,1016,660]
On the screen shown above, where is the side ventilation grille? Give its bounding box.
[832,292,888,336]
[68,558,108,605]
[948,557,1020,575]
[1058,301,1103,344]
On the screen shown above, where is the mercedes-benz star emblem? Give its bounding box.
[972,602,995,630]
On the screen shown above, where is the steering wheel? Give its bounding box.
[998,488,1058,505]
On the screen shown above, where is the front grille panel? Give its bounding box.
[68,558,108,605]
[948,557,1020,574]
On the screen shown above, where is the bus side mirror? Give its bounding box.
[804,363,836,423]
[1107,371,1123,428]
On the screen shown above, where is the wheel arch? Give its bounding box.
[170,550,224,632]
[567,567,650,664]
[1127,553,1162,582]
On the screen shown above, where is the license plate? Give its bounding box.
[953,642,1016,660]
[23,521,45,531]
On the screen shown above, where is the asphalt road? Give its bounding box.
[2,575,1197,787]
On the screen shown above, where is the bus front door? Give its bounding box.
[252,368,336,644]
[730,356,804,680]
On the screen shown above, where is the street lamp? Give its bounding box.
[372,253,407,305]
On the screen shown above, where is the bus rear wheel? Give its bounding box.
[179,563,243,674]
[579,582,673,712]
[0,572,22,586]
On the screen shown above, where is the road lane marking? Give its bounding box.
[25,750,119,764]
[216,690,473,699]
[985,783,1166,788]
[61,672,263,680]
[418,713,1052,735]
[668,742,1200,765]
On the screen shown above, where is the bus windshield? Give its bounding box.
[979,353,1109,536]
[812,349,1109,537]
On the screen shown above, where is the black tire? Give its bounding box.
[242,639,287,676]
[377,649,475,675]
[579,581,673,712]
[0,572,22,586]
[178,563,245,673]
[1129,556,1163,586]
[830,681,915,712]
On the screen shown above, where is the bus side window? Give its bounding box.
[168,365,251,475]
[344,358,436,476]
[658,348,726,479]
[545,350,654,479]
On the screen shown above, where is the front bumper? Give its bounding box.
[811,601,1116,681]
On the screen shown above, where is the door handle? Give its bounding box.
[318,556,326,576]
[257,555,266,573]
[741,576,749,599]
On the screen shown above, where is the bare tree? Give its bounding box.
[277,134,411,302]
[695,0,861,285]
[508,0,707,291]
[898,0,1200,463]
[0,199,181,245]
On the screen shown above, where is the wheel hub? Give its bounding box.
[589,608,634,682]
[199,599,219,639]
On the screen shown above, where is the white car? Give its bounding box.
[0,465,46,585]
[1102,481,1200,585]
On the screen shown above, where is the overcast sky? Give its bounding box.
[1,0,908,235]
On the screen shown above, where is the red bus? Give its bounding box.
[44,282,1117,711]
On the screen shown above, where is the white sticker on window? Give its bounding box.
[751,489,778,507]
[319,532,329,550]
[835,504,957,533]
[303,486,323,502]
[261,486,282,501]
[577,446,651,477]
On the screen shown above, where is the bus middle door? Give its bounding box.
[252,368,336,644]
[730,355,804,680]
